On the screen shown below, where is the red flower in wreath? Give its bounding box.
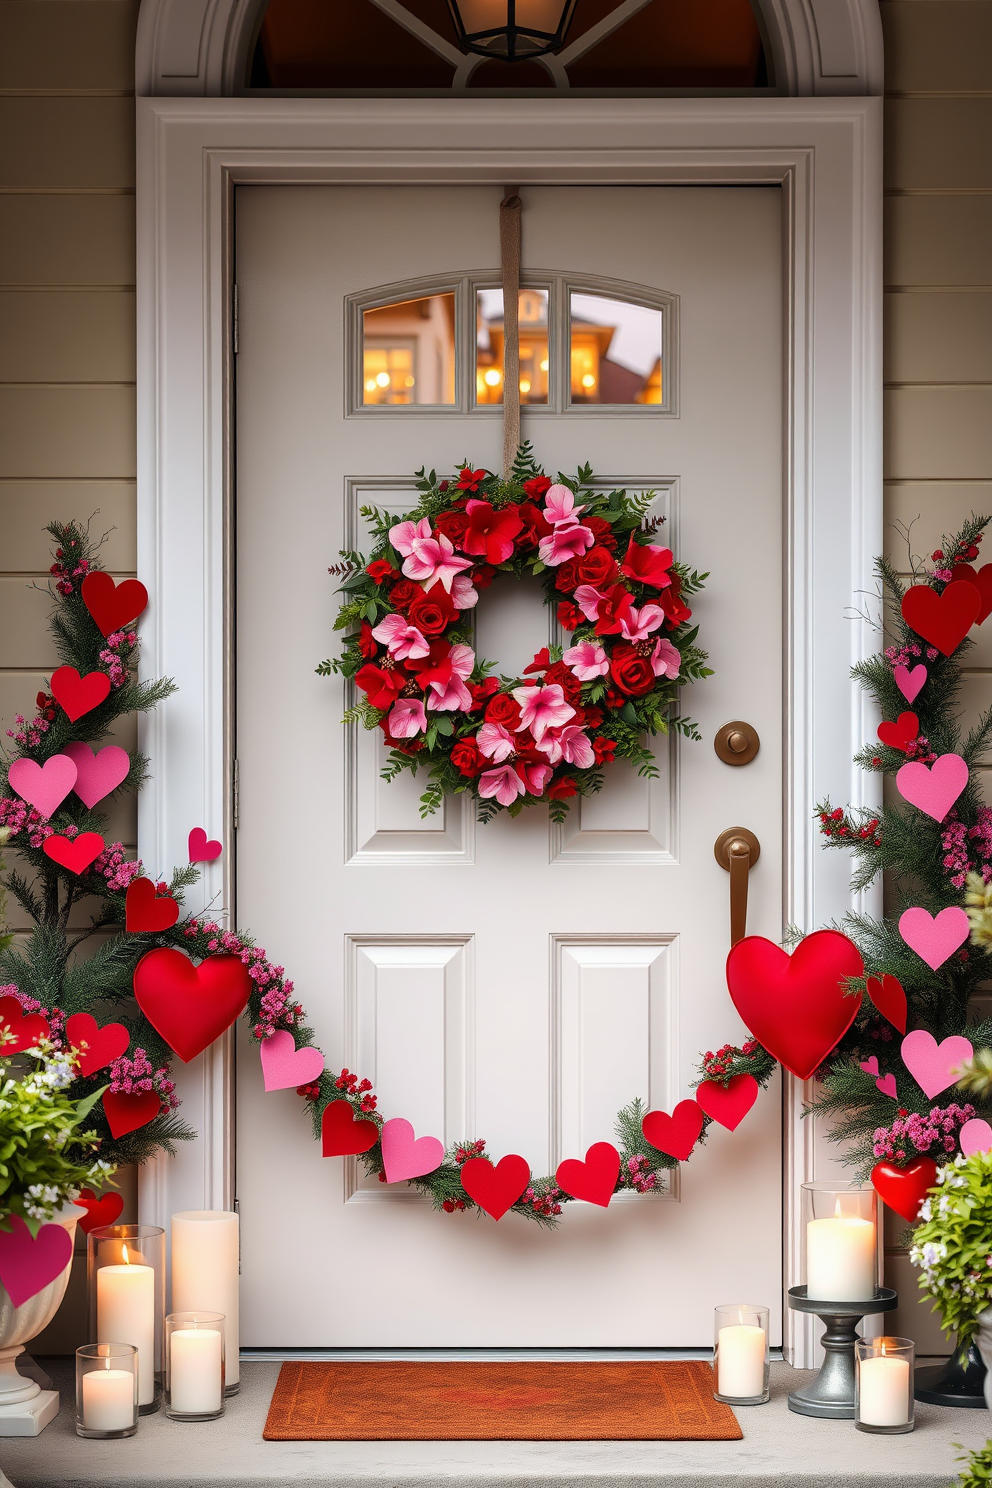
[408,583,457,637]
[434,508,471,545]
[574,546,617,587]
[516,502,553,548]
[366,558,399,584]
[451,738,483,777]
[620,534,673,590]
[457,467,488,494]
[358,622,376,659]
[548,777,578,799]
[557,600,583,630]
[462,500,523,564]
[593,737,617,764]
[388,578,419,610]
[609,644,656,697]
[355,662,409,709]
[522,474,552,499]
[660,573,692,629]
[485,693,522,728]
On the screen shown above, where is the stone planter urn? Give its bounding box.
[975,1308,992,1413]
[0,1203,83,1435]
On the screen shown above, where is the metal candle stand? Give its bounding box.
[786,1285,898,1419]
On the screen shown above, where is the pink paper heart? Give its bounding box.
[893,663,927,704]
[0,1215,72,1307]
[189,827,222,863]
[899,905,970,970]
[380,1117,444,1183]
[61,741,130,809]
[876,1073,898,1099]
[896,753,969,823]
[960,1118,992,1157]
[901,1029,973,1100]
[7,755,77,820]
[860,1056,880,1077]
[260,1029,325,1092]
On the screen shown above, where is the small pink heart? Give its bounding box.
[876,1073,898,1099]
[380,1117,444,1183]
[960,1118,992,1157]
[260,1029,325,1092]
[0,1215,72,1307]
[860,1056,880,1077]
[189,827,222,863]
[893,663,927,704]
[899,905,970,970]
[896,753,969,823]
[901,1029,973,1101]
[62,741,130,809]
[7,755,77,820]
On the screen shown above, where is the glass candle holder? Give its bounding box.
[856,1336,915,1433]
[712,1304,770,1404]
[87,1224,165,1414]
[76,1344,138,1438]
[171,1210,240,1393]
[165,1313,226,1421]
[801,1183,877,1302]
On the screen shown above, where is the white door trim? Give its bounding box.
[135,97,883,1364]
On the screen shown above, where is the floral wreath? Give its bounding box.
[319,446,711,821]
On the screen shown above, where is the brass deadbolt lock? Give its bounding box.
[714,720,760,766]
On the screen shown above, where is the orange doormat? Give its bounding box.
[263,1359,743,1441]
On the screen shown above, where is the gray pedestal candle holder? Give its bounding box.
[787,1286,898,1419]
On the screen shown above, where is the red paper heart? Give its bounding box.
[901,580,981,657]
[877,712,919,752]
[952,563,992,625]
[460,1155,530,1220]
[872,1156,938,1224]
[66,1012,129,1076]
[866,973,908,1034]
[321,1099,379,1156]
[49,665,111,723]
[0,995,50,1055]
[73,1188,125,1234]
[125,876,180,933]
[555,1141,620,1207]
[133,948,251,1063]
[726,929,864,1081]
[42,831,104,875]
[694,1074,760,1132]
[0,1215,72,1307]
[81,572,148,637]
[188,827,222,863]
[102,1089,162,1138]
[641,1099,704,1160]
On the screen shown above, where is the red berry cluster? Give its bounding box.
[454,1139,486,1166]
[50,541,90,596]
[333,1067,377,1112]
[296,1082,321,1100]
[819,807,881,848]
[701,1039,761,1079]
[522,1185,563,1217]
[441,1198,468,1213]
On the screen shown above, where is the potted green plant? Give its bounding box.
[910,1149,992,1411]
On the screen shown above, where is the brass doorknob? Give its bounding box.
[714,827,760,946]
[714,721,760,766]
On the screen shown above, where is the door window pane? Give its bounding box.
[476,287,549,405]
[362,294,455,405]
[569,292,663,405]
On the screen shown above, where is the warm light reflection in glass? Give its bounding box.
[476,287,549,405]
[569,291,663,404]
[362,293,456,405]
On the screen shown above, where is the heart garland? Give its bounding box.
[951,563,992,625]
[260,1030,325,1092]
[694,1074,759,1131]
[555,1142,620,1206]
[893,663,927,704]
[61,741,130,808]
[642,1100,704,1159]
[188,828,222,863]
[73,1188,125,1234]
[871,1157,938,1224]
[102,1089,162,1138]
[901,579,980,656]
[460,1155,531,1220]
[81,572,148,637]
[65,1012,129,1077]
[960,1119,992,1156]
[858,1056,897,1099]
[321,1100,379,1156]
[49,666,111,722]
[125,877,180,933]
[133,948,251,1063]
[42,832,104,875]
[0,995,50,1054]
[900,1030,973,1100]
[8,755,77,819]
[380,1118,444,1183]
[865,974,907,1034]
[898,905,970,970]
[896,753,968,823]
[877,712,919,753]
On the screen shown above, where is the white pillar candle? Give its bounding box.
[859,1354,911,1427]
[96,1254,156,1405]
[81,1368,135,1432]
[717,1323,766,1398]
[171,1211,239,1387]
[170,1328,223,1415]
[806,1214,875,1301]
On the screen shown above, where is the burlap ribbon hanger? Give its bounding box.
[499,187,522,477]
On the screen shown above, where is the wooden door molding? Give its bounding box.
[135,96,882,1365]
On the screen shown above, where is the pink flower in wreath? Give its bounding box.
[516,759,553,796]
[371,612,430,660]
[538,522,594,568]
[573,584,609,621]
[563,639,609,680]
[477,721,516,762]
[649,636,681,680]
[538,724,595,769]
[451,574,479,610]
[511,683,575,742]
[618,602,666,642]
[479,764,526,807]
[543,484,586,525]
[422,643,475,711]
[387,697,428,738]
[423,533,474,593]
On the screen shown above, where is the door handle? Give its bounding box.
[714,827,761,946]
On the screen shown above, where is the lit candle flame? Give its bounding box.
[834,1197,843,1219]
[122,1243,130,1266]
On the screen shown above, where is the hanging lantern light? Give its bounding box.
[447,0,578,61]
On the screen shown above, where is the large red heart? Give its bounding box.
[694,1074,759,1132]
[460,1155,530,1220]
[81,572,148,637]
[125,876,180,933]
[726,929,864,1081]
[133,948,251,1063]
[42,831,104,875]
[877,712,919,752]
[866,973,908,1034]
[103,1089,162,1138]
[66,1012,129,1076]
[642,1099,704,1159]
[0,995,50,1054]
[321,1099,379,1156]
[73,1188,125,1234]
[49,665,110,722]
[872,1156,937,1224]
[555,1142,620,1207]
[953,563,992,625]
[0,1216,72,1307]
[901,580,981,657]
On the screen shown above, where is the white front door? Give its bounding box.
[234,183,783,1347]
